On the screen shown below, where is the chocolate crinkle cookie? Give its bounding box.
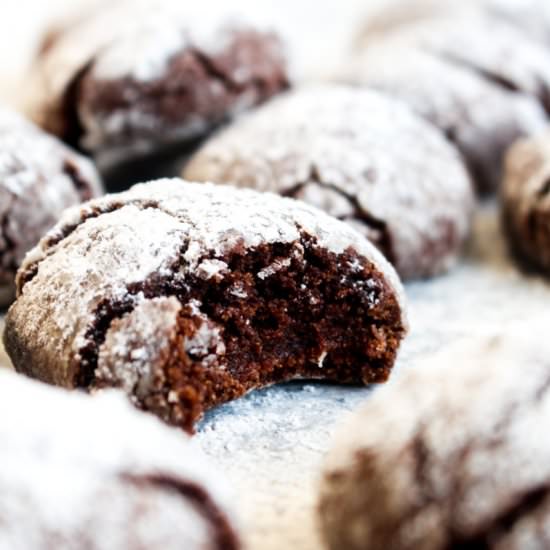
[341,7,550,193]
[0,370,239,550]
[184,85,475,280]
[28,0,288,167]
[0,107,101,307]
[502,131,550,273]
[319,321,550,550]
[4,179,407,431]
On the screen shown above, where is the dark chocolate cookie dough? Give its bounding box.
[0,369,239,550]
[0,107,101,306]
[185,85,475,280]
[320,326,550,550]
[4,179,407,432]
[502,131,550,273]
[343,9,550,193]
[29,0,289,167]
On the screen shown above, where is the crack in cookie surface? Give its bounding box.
[281,165,395,266]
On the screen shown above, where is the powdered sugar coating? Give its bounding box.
[90,13,188,83]
[320,321,550,550]
[34,0,259,95]
[7,179,405,392]
[96,296,184,404]
[0,369,238,550]
[31,1,215,113]
[0,106,101,305]
[185,84,475,279]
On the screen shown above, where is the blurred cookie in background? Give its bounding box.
[27,0,289,179]
[0,106,101,307]
[340,7,550,194]
[320,319,550,550]
[338,43,547,195]
[0,369,240,550]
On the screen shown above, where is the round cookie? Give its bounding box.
[29,0,288,167]
[0,107,101,307]
[0,369,239,550]
[319,321,550,550]
[4,179,407,432]
[339,42,547,194]
[502,131,550,273]
[184,85,475,280]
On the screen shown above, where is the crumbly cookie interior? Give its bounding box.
[83,235,404,431]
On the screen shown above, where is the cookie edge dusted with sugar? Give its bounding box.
[0,106,102,307]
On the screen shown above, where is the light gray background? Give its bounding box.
[0,0,390,104]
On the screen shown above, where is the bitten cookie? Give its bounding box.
[319,322,550,550]
[184,85,475,280]
[0,107,101,306]
[342,12,550,193]
[502,131,550,273]
[0,370,238,550]
[4,179,407,431]
[29,0,288,167]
